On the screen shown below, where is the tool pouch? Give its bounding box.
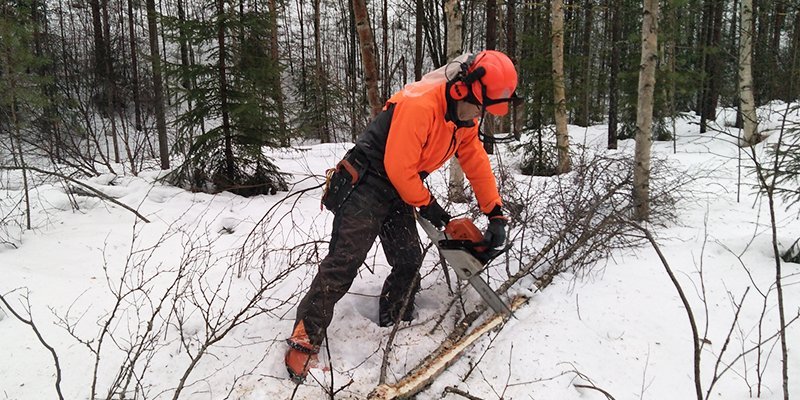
[321,149,368,213]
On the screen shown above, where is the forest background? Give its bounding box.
[1,0,800,399]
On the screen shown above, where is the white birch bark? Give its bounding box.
[739,0,758,146]
[446,0,470,203]
[633,0,659,221]
[552,0,571,174]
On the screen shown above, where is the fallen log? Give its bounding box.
[368,296,528,400]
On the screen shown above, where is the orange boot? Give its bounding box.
[285,321,319,383]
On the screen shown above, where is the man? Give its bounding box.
[285,50,520,382]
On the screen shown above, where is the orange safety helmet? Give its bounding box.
[448,50,521,116]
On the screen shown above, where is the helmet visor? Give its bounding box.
[481,88,524,116]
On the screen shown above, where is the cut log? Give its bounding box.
[368,296,528,399]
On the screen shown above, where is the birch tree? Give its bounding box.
[552,0,571,173]
[633,0,659,221]
[353,0,382,117]
[739,0,758,146]
[446,0,470,203]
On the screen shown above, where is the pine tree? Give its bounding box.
[166,1,287,196]
[0,0,49,229]
[517,1,557,176]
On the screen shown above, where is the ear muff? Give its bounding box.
[448,81,469,100]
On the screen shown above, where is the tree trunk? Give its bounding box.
[633,0,659,222]
[771,0,787,99]
[414,0,423,81]
[445,0,469,204]
[146,0,170,170]
[127,0,142,131]
[552,0,571,174]
[89,0,106,82]
[177,0,191,90]
[382,0,389,101]
[353,0,383,117]
[101,0,120,163]
[792,9,800,101]
[698,0,712,132]
[608,0,621,150]
[700,0,723,132]
[313,0,330,142]
[507,0,522,139]
[576,0,593,127]
[298,0,307,110]
[2,45,31,230]
[214,0,232,178]
[483,0,498,154]
[349,0,359,140]
[268,0,289,146]
[739,0,758,145]
[486,0,497,50]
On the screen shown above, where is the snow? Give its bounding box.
[1,105,799,400]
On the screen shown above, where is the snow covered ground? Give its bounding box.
[1,104,799,400]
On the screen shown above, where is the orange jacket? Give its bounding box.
[383,81,502,214]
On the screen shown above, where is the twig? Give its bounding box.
[635,224,703,400]
[0,166,150,223]
[0,291,65,400]
[574,384,616,400]
[443,386,485,400]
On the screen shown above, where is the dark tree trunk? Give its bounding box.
[771,0,788,99]
[708,0,723,112]
[507,0,522,137]
[576,0,593,127]
[297,0,307,109]
[177,0,191,90]
[214,0,233,177]
[791,9,800,100]
[147,0,170,170]
[382,0,389,101]
[484,0,498,154]
[268,0,289,146]
[89,0,106,81]
[607,0,621,149]
[754,0,770,104]
[101,0,120,162]
[486,0,497,50]
[699,0,721,132]
[127,0,142,131]
[313,0,331,142]
[349,0,359,140]
[414,0,423,80]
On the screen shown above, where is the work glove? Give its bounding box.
[419,197,451,228]
[484,205,508,248]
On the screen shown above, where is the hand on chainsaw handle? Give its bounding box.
[419,197,451,228]
[484,205,508,248]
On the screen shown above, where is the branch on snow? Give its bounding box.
[0,166,150,223]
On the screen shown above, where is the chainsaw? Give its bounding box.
[417,215,512,315]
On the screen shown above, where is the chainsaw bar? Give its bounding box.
[417,216,512,315]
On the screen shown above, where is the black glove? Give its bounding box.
[484,205,508,248]
[484,217,507,248]
[419,197,451,228]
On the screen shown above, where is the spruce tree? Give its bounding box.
[166,2,287,196]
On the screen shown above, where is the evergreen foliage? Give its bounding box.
[769,112,800,209]
[0,1,48,147]
[516,3,558,176]
[165,4,287,196]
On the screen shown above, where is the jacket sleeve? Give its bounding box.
[384,102,433,207]
[456,128,502,213]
